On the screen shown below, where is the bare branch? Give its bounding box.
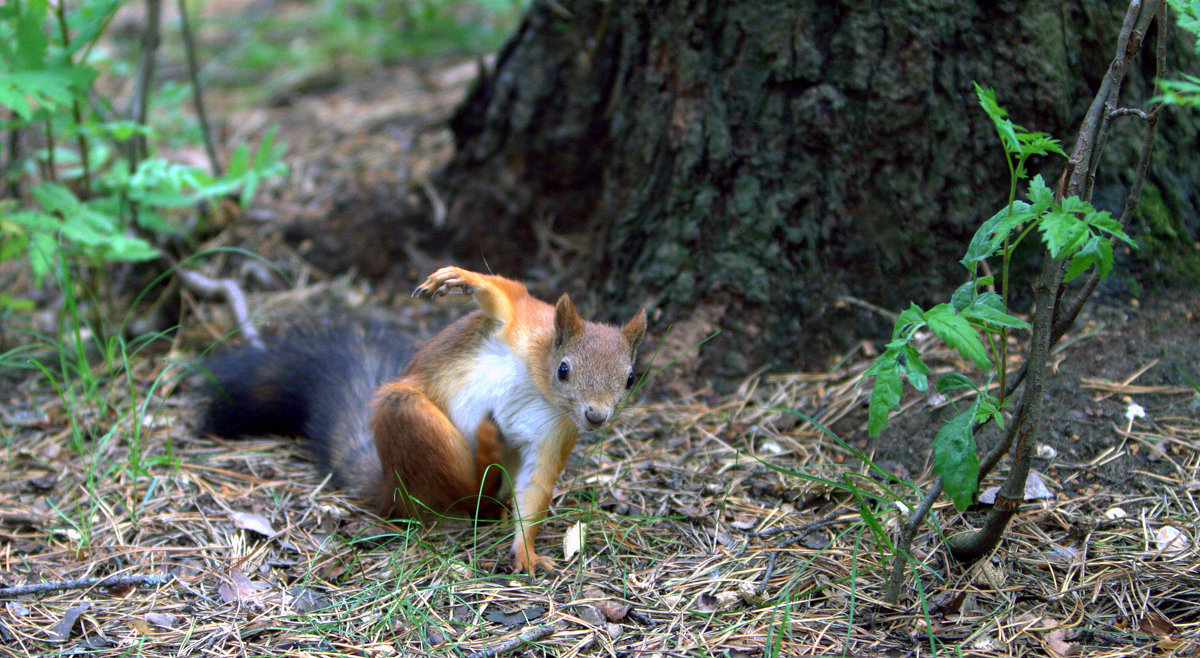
[0,573,170,599]
[465,619,571,658]
[177,268,263,348]
[130,0,164,165]
[177,0,223,177]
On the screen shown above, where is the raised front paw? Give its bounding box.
[412,266,476,298]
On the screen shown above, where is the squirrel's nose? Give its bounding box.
[584,406,609,426]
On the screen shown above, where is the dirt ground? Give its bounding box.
[862,291,1200,495]
[3,28,1200,657]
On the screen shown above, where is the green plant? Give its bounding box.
[226,0,526,80]
[865,84,1134,511]
[864,0,1170,605]
[1157,0,1200,105]
[0,0,286,318]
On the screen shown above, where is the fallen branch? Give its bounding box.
[0,573,171,599]
[465,619,571,658]
[177,267,262,348]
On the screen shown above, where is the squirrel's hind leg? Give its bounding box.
[369,380,483,518]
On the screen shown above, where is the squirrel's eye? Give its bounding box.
[557,360,570,382]
[626,372,636,390]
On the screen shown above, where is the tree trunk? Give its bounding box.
[441,0,1200,385]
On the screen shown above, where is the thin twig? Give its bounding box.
[0,574,171,599]
[883,479,942,604]
[130,0,163,165]
[752,510,844,540]
[464,619,570,658]
[177,268,263,348]
[177,0,222,177]
[3,128,19,198]
[53,0,93,195]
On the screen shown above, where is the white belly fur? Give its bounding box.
[447,335,565,478]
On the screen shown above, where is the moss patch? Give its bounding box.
[1134,182,1200,286]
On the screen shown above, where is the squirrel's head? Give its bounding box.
[546,293,647,432]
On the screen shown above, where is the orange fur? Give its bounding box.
[369,380,480,517]
[369,265,648,573]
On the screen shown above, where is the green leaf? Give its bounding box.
[1154,73,1200,106]
[893,302,926,339]
[1026,174,1054,215]
[866,350,903,437]
[936,372,977,394]
[103,234,159,262]
[1016,131,1066,159]
[1087,209,1136,248]
[974,82,1019,154]
[226,144,249,176]
[1039,207,1089,259]
[28,231,58,283]
[951,280,975,312]
[5,208,60,232]
[0,67,98,120]
[134,207,176,236]
[900,346,930,392]
[932,409,980,511]
[31,182,83,215]
[0,85,33,120]
[64,0,124,57]
[973,393,1007,431]
[0,293,36,311]
[961,294,1030,330]
[925,304,992,369]
[13,0,51,68]
[950,277,996,312]
[961,202,1034,267]
[1063,233,1115,283]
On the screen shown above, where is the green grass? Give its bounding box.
[215,0,527,77]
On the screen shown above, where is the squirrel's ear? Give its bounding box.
[553,294,583,348]
[621,308,647,354]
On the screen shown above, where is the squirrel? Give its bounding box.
[199,266,647,573]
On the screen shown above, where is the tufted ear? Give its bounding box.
[621,308,647,355]
[553,294,584,348]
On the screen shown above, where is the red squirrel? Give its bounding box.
[200,266,647,573]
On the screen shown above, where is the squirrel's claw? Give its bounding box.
[413,266,476,298]
[509,550,556,576]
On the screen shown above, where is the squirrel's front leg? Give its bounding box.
[412,266,528,326]
[507,427,576,574]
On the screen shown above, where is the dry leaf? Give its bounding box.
[692,591,740,612]
[289,586,331,614]
[230,511,277,537]
[1024,471,1054,500]
[49,602,89,643]
[1139,611,1176,637]
[144,612,178,630]
[217,569,268,608]
[737,580,767,606]
[1152,526,1191,558]
[594,600,631,622]
[575,603,605,627]
[1044,628,1075,656]
[979,471,1054,505]
[563,522,585,561]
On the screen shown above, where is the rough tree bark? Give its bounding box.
[441,0,1199,384]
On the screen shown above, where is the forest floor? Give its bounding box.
[3,20,1200,658]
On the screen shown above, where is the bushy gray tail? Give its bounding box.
[197,320,416,501]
